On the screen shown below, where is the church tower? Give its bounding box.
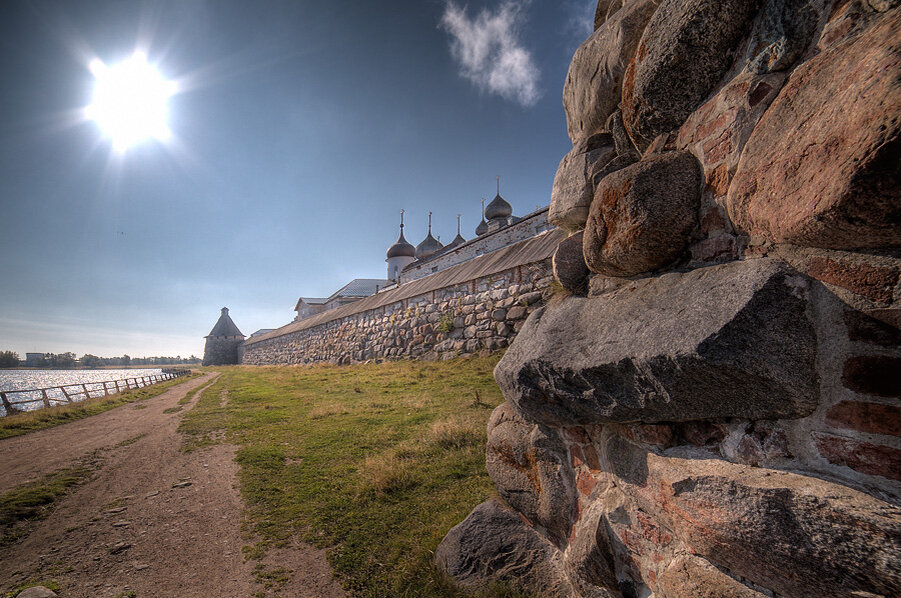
[386,210,416,282]
[202,307,245,365]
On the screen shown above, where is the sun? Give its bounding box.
[85,51,176,151]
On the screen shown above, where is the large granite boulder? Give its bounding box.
[604,432,901,598]
[583,151,702,277]
[550,134,617,228]
[485,402,576,547]
[727,10,901,249]
[495,259,820,426]
[564,0,659,142]
[622,0,765,146]
[553,230,591,295]
[435,499,573,596]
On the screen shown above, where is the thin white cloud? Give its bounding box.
[566,0,598,41]
[440,1,540,107]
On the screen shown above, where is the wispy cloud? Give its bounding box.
[565,0,598,42]
[439,1,540,107]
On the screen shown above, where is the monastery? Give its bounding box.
[202,182,555,366]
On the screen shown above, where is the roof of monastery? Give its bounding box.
[244,229,561,346]
[207,307,244,338]
[327,278,392,301]
[406,205,548,270]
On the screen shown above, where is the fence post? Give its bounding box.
[41,389,51,408]
[61,386,72,402]
[103,381,110,396]
[82,383,90,400]
[1,392,18,415]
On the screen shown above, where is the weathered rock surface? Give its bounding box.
[605,432,901,598]
[434,499,573,596]
[728,11,901,249]
[655,555,769,598]
[495,259,819,426]
[485,402,576,547]
[17,589,58,598]
[553,231,590,295]
[563,499,620,597]
[564,0,659,142]
[583,151,702,277]
[550,134,617,228]
[622,0,765,146]
[741,0,823,73]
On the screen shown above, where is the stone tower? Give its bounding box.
[202,307,244,366]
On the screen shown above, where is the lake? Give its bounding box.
[0,369,164,415]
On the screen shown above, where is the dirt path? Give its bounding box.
[0,373,346,598]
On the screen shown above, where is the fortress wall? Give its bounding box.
[240,259,553,366]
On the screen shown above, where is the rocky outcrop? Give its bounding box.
[439,1,901,596]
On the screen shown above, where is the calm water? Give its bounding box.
[0,369,163,415]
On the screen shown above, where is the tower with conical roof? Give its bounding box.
[386,210,416,281]
[203,307,245,365]
[415,211,444,260]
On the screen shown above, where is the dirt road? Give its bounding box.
[0,372,346,598]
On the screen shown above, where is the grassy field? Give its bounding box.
[0,372,202,440]
[181,357,514,597]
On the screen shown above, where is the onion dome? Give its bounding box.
[386,230,415,258]
[485,193,512,220]
[386,210,416,259]
[475,197,489,236]
[415,212,444,260]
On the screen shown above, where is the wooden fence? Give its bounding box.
[0,369,191,416]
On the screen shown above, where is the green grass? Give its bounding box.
[185,358,508,597]
[0,372,202,440]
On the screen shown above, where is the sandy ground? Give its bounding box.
[0,372,346,598]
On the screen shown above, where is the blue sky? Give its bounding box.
[0,0,593,358]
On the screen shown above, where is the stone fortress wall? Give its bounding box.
[436,1,901,597]
[241,232,560,365]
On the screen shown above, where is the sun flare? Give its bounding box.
[86,52,176,151]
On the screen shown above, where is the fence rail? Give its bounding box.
[0,369,191,416]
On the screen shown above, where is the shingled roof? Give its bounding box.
[206,307,244,338]
[244,230,560,346]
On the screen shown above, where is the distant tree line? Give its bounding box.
[0,350,201,369]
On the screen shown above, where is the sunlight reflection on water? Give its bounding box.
[0,369,163,415]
